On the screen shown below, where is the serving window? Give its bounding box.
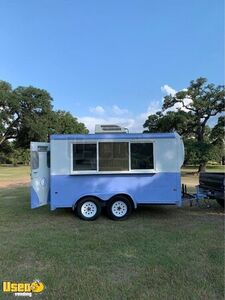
[99,142,129,171]
[73,143,97,171]
[71,140,154,173]
[130,142,154,170]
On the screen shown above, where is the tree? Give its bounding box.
[210,116,225,165]
[49,110,88,135]
[0,140,13,164]
[0,80,89,150]
[143,78,225,172]
[143,110,195,138]
[210,116,225,145]
[0,81,53,147]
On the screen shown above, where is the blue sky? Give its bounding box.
[0,0,224,132]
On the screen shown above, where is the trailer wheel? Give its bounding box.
[76,197,101,221]
[107,195,132,221]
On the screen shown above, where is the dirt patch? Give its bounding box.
[182,175,198,188]
[0,177,29,188]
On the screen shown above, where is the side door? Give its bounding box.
[30,142,50,208]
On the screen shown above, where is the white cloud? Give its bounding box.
[181,96,193,111]
[89,105,105,115]
[77,85,193,133]
[161,84,176,96]
[112,105,129,115]
[78,100,163,133]
[139,100,162,120]
[161,84,192,112]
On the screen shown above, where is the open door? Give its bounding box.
[30,142,50,209]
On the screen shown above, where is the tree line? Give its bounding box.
[0,78,224,170]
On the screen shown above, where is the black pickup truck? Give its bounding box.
[199,172,225,207]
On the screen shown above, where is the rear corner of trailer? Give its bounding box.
[174,132,185,206]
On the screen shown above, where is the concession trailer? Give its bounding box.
[30,125,184,220]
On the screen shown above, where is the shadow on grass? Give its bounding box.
[135,205,174,215]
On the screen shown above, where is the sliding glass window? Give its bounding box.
[73,143,97,171]
[131,143,154,170]
[99,142,129,171]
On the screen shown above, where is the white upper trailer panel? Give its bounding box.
[50,133,184,176]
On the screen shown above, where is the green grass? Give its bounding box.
[0,182,224,299]
[182,165,224,174]
[0,165,29,181]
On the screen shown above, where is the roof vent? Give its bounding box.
[95,124,129,134]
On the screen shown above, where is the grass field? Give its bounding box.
[0,165,29,180]
[182,165,224,174]
[0,166,224,299]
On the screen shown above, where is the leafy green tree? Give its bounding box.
[144,78,225,172]
[0,81,53,147]
[163,78,224,141]
[0,142,30,165]
[49,110,88,135]
[0,140,13,164]
[0,80,89,151]
[184,139,215,166]
[9,147,30,166]
[143,110,195,138]
[210,116,225,145]
[210,116,225,165]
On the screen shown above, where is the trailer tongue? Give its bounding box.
[182,172,225,208]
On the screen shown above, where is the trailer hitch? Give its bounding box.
[182,184,210,207]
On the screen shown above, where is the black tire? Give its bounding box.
[216,199,224,208]
[107,195,133,221]
[76,197,101,221]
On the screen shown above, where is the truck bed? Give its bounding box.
[199,172,224,206]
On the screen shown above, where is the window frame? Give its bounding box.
[129,141,155,171]
[70,139,156,175]
[71,141,98,174]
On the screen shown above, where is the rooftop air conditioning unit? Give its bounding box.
[95,124,129,134]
